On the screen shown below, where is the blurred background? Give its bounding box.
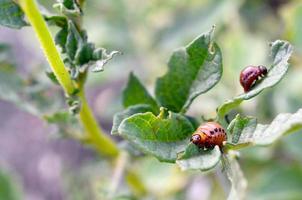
[1,0,302,199]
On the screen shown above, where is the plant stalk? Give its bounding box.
[79,90,119,157]
[19,0,75,95]
[19,0,119,158]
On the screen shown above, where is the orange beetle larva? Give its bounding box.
[190,122,227,150]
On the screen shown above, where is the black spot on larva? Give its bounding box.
[214,128,218,132]
[219,128,222,132]
[210,131,214,135]
[222,129,225,133]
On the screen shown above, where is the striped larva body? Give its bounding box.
[190,122,227,150]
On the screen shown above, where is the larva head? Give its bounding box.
[190,132,207,146]
[258,65,268,75]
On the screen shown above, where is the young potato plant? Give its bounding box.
[112,28,299,198]
[1,0,302,199]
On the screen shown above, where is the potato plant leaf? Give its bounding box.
[217,40,293,122]
[52,20,119,75]
[226,109,302,150]
[111,104,154,135]
[0,45,61,115]
[53,0,81,16]
[122,73,159,113]
[155,27,222,113]
[0,64,63,115]
[44,15,67,27]
[0,44,11,62]
[118,111,194,162]
[66,20,83,60]
[74,42,94,66]
[0,63,41,115]
[227,115,257,144]
[45,71,60,85]
[55,25,68,53]
[0,0,27,29]
[90,49,120,72]
[225,155,247,200]
[176,144,221,171]
[44,111,83,139]
[0,169,22,200]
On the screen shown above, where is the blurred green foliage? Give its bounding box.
[0,168,22,200]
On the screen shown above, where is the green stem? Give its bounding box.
[19,0,75,95]
[79,90,119,157]
[126,169,147,197]
[19,0,119,158]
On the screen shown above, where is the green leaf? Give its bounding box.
[217,40,293,121]
[0,45,60,115]
[0,44,12,63]
[45,71,60,85]
[185,115,200,130]
[62,0,77,10]
[53,0,81,16]
[176,144,221,171]
[113,196,137,200]
[0,64,38,114]
[155,28,222,112]
[91,49,120,72]
[122,73,158,113]
[44,111,74,124]
[66,94,81,114]
[74,42,94,66]
[227,115,257,144]
[225,155,247,200]
[65,21,82,60]
[55,25,68,53]
[44,111,83,139]
[111,104,154,135]
[227,109,302,149]
[282,131,302,163]
[0,0,27,29]
[45,15,67,27]
[52,20,119,74]
[118,111,194,162]
[0,169,22,200]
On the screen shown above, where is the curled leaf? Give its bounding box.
[91,49,120,72]
[217,40,293,122]
[227,109,302,150]
[53,0,82,16]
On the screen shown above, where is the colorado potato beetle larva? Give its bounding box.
[190,122,227,150]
